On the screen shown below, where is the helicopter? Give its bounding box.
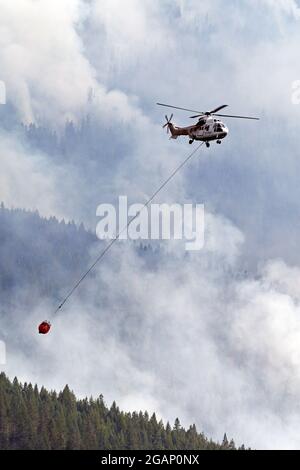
[157,103,259,147]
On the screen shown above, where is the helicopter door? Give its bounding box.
[204,124,210,135]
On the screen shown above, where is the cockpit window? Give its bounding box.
[198,118,206,126]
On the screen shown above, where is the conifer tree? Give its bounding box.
[0,373,241,450]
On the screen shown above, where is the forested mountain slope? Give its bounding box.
[0,373,241,450]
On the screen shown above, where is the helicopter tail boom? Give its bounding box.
[162,115,189,139]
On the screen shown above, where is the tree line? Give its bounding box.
[0,373,243,450]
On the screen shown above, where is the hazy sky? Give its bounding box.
[1,0,300,449]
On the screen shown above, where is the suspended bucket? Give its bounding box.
[38,321,51,335]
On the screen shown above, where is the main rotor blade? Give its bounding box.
[213,113,260,120]
[209,104,228,114]
[157,102,204,114]
[190,112,259,120]
[157,102,260,120]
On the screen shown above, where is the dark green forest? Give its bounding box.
[0,373,243,450]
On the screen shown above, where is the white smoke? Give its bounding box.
[1,0,300,450]
[3,214,300,449]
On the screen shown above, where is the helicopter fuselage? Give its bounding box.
[167,116,228,145]
[188,117,229,142]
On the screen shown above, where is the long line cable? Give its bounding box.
[54,142,204,313]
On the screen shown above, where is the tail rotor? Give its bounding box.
[162,114,173,133]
